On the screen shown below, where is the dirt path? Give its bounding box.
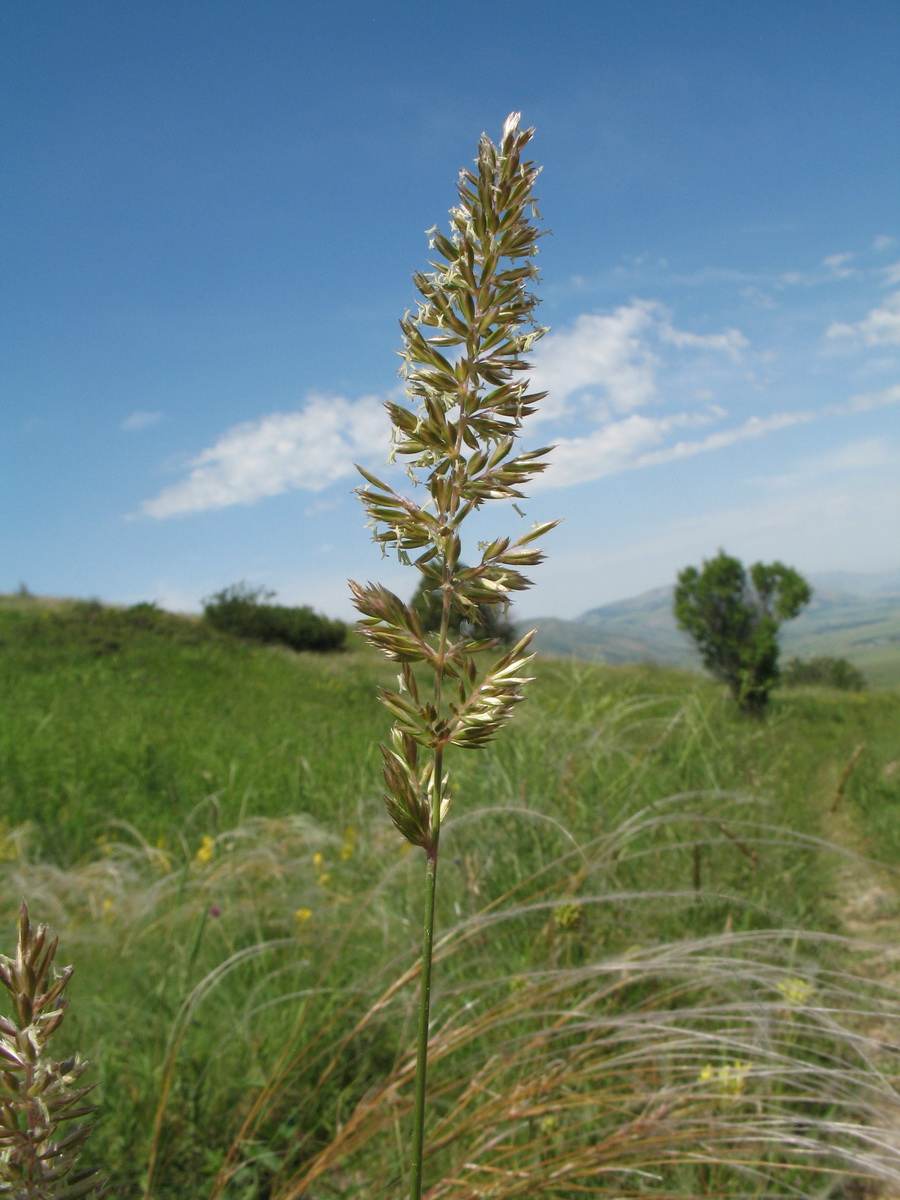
[822,759,900,1199]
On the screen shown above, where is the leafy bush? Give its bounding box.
[202,583,346,653]
[782,654,867,690]
[674,550,812,714]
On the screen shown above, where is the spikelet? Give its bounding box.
[0,903,107,1199]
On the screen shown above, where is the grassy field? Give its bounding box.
[2,597,900,1197]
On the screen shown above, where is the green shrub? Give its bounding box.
[781,655,867,691]
[202,583,346,653]
[674,550,811,714]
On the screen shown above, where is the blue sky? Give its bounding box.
[3,1,899,621]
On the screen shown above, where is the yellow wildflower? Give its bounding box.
[720,1061,751,1096]
[698,1060,750,1096]
[340,828,356,860]
[295,908,313,923]
[777,977,812,1006]
[194,835,215,865]
[0,821,17,863]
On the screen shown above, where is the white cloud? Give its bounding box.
[538,410,706,489]
[751,437,899,490]
[530,299,746,422]
[777,252,864,289]
[830,383,900,414]
[539,408,813,490]
[657,318,747,360]
[530,302,660,420]
[138,394,389,518]
[883,260,900,286]
[740,285,777,309]
[821,252,855,278]
[534,377,900,494]
[827,290,900,345]
[122,410,163,432]
[873,236,896,253]
[637,411,815,469]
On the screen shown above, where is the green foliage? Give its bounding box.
[408,569,516,645]
[3,641,900,1194]
[782,654,867,691]
[0,903,107,1198]
[674,550,812,714]
[0,606,391,864]
[1,600,215,661]
[202,583,346,653]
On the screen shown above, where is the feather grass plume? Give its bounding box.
[349,112,555,1200]
[0,903,107,1199]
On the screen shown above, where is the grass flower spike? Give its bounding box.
[0,903,107,1199]
[350,112,554,1200]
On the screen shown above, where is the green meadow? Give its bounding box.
[2,596,900,1197]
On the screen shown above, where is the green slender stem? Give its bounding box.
[409,839,439,1200]
[409,577,452,1199]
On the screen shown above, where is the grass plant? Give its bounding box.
[3,791,900,1197]
[0,904,107,1198]
[350,111,556,1199]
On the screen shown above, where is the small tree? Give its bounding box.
[673,550,811,714]
[409,568,517,645]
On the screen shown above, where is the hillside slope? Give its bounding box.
[528,571,900,687]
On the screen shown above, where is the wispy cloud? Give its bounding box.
[750,437,899,490]
[830,383,900,414]
[137,394,389,518]
[122,410,163,432]
[820,252,856,279]
[530,300,746,423]
[530,302,660,420]
[525,299,823,490]
[827,290,900,345]
[536,373,900,492]
[538,409,814,490]
[136,293,900,518]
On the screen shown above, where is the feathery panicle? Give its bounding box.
[0,903,107,1199]
[349,113,555,1200]
[350,112,556,853]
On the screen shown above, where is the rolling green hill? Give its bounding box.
[527,571,900,688]
[2,590,900,1196]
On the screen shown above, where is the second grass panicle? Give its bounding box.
[349,111,555,1200]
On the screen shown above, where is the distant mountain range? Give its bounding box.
[527,569,900,688]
